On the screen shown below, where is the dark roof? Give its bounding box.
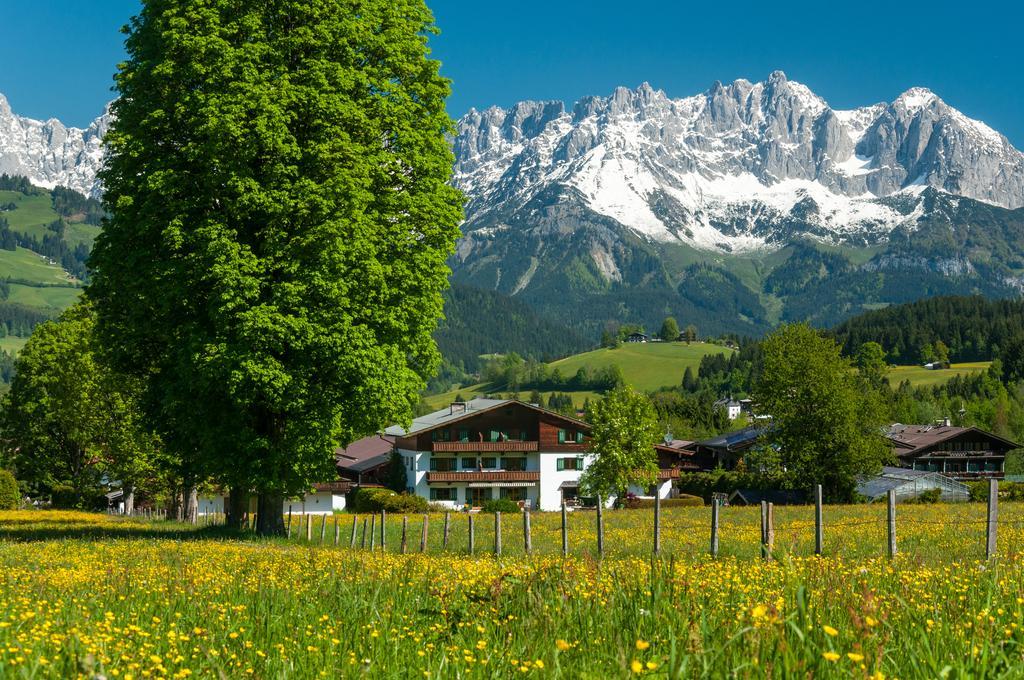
[728,488,806,505]
[384,398,591,438]
[697,426,763,452]
[887,424,1020,454]
[335,435,395,473]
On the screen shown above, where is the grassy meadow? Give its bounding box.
[4,506,1024,678]
[424,342,733,410]
[886,362,992,388]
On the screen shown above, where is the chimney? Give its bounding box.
[450,401,467,416]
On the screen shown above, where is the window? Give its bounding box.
[431,430,451,442]
[458,429,470,443]
[575,431,584,444]
[469,488,491,506]
[557,429,566,444]
[556,457,584,471]
[481,457,497,469]
[489,430,501,442]
[461,457,477,470]
[430,488,457,501]
[429,457,456,472]
[500,487,527,502]
[504,457,527,471]
[519,430,530,441]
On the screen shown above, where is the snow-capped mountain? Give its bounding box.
[0,94,109,198]
[453,71,1024,253]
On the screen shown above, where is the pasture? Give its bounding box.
[886,362,992,388]
[3,505,1024,678]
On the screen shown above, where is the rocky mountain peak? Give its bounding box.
[453,72,1024,254]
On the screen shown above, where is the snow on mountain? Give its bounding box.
[453,72,1024,253]
[0,94,109,198]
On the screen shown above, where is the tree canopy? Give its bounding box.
[754,324,891,501]
[580,385,659,501]
[89,0,463,533]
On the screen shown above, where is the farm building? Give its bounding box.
[856,466,969,502]
[887,424,1019,481]
[625,332,648,343]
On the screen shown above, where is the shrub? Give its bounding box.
[480,498,521,514]
[625,494,703,509]
[0,469,18,510]
[905,488,941,504]
[348,487,428,513]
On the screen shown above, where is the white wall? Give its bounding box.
[197,492,345,516]
[537,453,594,511]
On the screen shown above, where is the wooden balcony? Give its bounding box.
[432,440,539,452]
[426,471,540,484]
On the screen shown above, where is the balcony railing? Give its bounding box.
[432,441,539,452]
[426,471,540,483]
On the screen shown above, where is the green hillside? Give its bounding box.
[423,341,734,410]
[547,341,733,393]
[886,362,991,389]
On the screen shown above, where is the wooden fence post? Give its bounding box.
[400,516,408,554]
[561,502,568,557]
[286,506,293,539]
[886,489,896,558]
[305,513,312,542]
[523,509,532,554]
[710,498,720,558]
[334,515,340,546]
[468,514,475,555]
[420,514,429,553]
[360,517,368,549]
[596,495,604,558]
[319,514,327,543]
[351,516,359,549]
[766,502,775,560]
[494,511,502,556]
[986,478,999,559]
[380,510,386,551]
[814,484,823,556]
[369,514,376,550]
[653,493,661,556]
[759,501,767,560]
[443,512,450,550]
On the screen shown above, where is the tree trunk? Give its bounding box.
[256,492,286,536]
[123,485,135,516]
[226,487,249,530]
[183,485,198,525]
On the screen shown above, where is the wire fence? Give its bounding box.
[166,480,1021,562]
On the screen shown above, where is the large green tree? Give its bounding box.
[580,385,659,503]
[89,1,463,533]
[0,304,157,509]
[754,324,891,501]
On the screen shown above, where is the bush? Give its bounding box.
[625,494,703,509]
[480,498,521,514]
[0,469,18,510]
[904,488,941,504]
[348,487,428,513]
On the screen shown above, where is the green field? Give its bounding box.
[0,337,27,355]
[886,362,991,388]
[424,342,734,410]
[4,506,1024,678]
[0,247,76,285]
[0,190,62,240]
[547,341,733,393]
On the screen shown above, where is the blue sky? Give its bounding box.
[3,1,1021,146]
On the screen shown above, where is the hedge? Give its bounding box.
[626,494,703,508]
[479,498,521,514]
[348,487,428,513]
[0,470,17,510]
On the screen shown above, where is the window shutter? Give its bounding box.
[558,429,566,444]
[557,458,564,471]
[576,432,584,443]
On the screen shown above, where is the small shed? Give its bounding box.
[856,466,968,502]
[625,332,649,344]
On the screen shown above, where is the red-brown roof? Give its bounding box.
[335,434,395,473]
[887,424,1019,454]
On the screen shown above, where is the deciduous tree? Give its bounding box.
[89,0,463,534]
[580,385,659,503]
[754,324,890,502]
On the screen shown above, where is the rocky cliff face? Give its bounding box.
[453,72,1024,254]
[0,94,109,198]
